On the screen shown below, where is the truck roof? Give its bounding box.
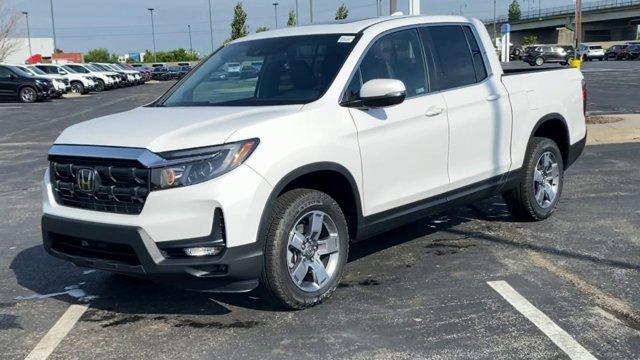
[234,15,474,43]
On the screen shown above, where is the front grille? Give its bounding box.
[50,233,141,266]
[50,156,150,214]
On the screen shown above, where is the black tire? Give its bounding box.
[259,189,349,309]
[504,137,564,221]
[535,57,544,66]
[19,86,38,103]
[95,79,105,92]
[70,81,84,94]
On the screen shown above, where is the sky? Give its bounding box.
[8,0,577,55]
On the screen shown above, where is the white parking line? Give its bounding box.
[487,281,597,360]
[24,304,88,360]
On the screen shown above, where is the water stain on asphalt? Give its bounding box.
[424,242,476,256]
[0,314,22,330]
[102,315,146,328]
[173,319,263,329]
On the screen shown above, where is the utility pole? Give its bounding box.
[188,25,193,52]
[295,0,299,26]
[575,0,582,48]
[148,8,156,61]
[376,0,381,17]
[273,3,279,28]
[22,11,32,57]
[309,0,313,24]
[208,0,214,52]
[49,0,57,52]
[390,0,397,15]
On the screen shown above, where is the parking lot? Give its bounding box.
[1,61,639,359]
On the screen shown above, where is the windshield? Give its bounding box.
[160,34,358,107]
[17,66,36,75]
[25,66,46,75]
[7,66,31,77]
[86,64,102,72]
[63,65,86,73]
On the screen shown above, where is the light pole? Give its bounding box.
[295,0,299,26]
[148,8,156,61]
[309,0,313,24]
[188,25,193,52]
[273,3,279,28]
[493,0,497,44]
[390,0,397,14]
[49,0,57,52]
[575,0,582,48]
[208,0,214,52]
[376,0,381,16]
[22,11,32,57]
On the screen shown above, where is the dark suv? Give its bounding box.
[624,44,640,60]
[0,65,54,103]
[523,45,572,66]
[604,45,628,60]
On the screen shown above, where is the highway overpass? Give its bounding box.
[484,0,640,45]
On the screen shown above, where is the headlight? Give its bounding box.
[150,139,259,190]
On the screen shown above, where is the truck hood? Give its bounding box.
[54,105,303,152]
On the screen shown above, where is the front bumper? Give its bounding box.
[42,214,262,292]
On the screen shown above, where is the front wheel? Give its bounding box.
[260,189,349,309]
[504,137,564,221]
[535,57,544,66]
[70,82,84,94]
[19,86,37,103]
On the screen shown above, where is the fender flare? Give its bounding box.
[254,162,363,247]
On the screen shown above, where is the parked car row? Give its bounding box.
[0,62,151,103]
[601,42,640,61]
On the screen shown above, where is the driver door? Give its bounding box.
[346,28,450,216]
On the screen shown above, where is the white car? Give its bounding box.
[96,63,139,85]
[42,15,586,309]
[578,43,605,61]
[33,64,94,94]
[15,65,70,98]
[224,62,242,75]
[62,64,114,91]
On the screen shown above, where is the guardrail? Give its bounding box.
[485,0,640,24]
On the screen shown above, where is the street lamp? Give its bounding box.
[22,11,32,57]
[208,0,214,52]
[273,3,279,28]
[148,8,156,61]
[49,0,57,52]
[309,0,313,24]
[188,25,193,52]
[295,0,299,26]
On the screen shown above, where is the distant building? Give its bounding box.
[3,38,54,64]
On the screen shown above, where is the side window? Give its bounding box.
[0,67,11,78]
[462,26,487,82]
[342,69,362,102]
[359,29,428,98]
[419,25,476,90]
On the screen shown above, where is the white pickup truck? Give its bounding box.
[42,15,586,309]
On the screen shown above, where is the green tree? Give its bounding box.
[143,50,155,63]
[256,26,269,33]
[522,35,538,45]
[154,48,199,62]
[84,48,113,63]
[287,9,296,27]
[508,0,521,21]
[335,4,348,20]
[226,2,248,44]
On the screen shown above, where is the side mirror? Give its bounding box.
[359,79,406,108]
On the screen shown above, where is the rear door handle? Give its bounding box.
[425,107,443,117]
[486,94,502,101]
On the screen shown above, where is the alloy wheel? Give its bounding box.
[20,88,36,103]
[533,151,560,209]
[286,211,341,293]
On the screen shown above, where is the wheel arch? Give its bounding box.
[256,162,363,246]
[528,113,570,166]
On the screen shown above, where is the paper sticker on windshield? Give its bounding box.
[338,36,355,43]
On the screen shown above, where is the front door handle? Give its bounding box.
[425,107,443,117]
[486,94,502,101]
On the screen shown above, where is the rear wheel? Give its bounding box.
[260,189,349,309]
[504,137,564,221]
[19,86,37,103]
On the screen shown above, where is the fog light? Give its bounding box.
[183,246,223,257]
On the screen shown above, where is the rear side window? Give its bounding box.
[0,67,11,78]
[462,26,487,83]
[419,25,476,90]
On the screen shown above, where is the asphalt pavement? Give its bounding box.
[0,72,639,360]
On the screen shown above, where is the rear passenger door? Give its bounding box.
[419,25,512,191]
[346,28,450,216]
